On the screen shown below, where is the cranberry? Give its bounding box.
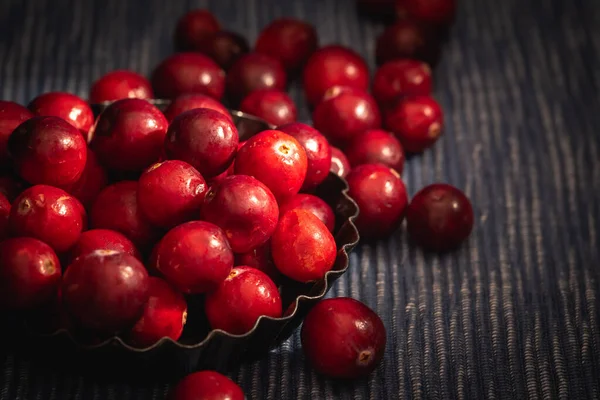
[174,9,221,52]
[197,31,250,71]
[201,175,278,253]
[396,0,457,26]
[234,241,279,281]
[0,174,26,202]
[67,229,141,265]
[344,129,405,174]
[372,59,432,107]
[62,250,149,333]
[234,129,307,201]
[271,209,336,282]
[204,266,282,334]
[27,92,94,135]
[62,149,108,208]
[385,95,443,153]
[151,53,225,100]
[330,146,351,179]
[0,237,61,310]
[89,70,154,103]
[0,101,33,166]
[164,108,238,179]
[239,90,297,126]
[346,164,408,239]
[406,183,474,252]
[0,193,9,240]
[255,18,318,72]
[279,194,335,232]
[226,53,287,104]
[10,185,86,253]
[162,93,232,123]
[170,371,244,400]
[301,297,386,379]
[375,20,441,66]
[8,116,87,186]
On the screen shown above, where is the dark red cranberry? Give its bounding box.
[234,130,307,201]
[279,194,335,232]
[0,237,61,310]
[375,20,441,66]
[27,92,94,136]
[174,9,221,52]
[197,31,250,71]
[301,297,386,379]
[151,53,225,100]
[373,59,432,107]
[396,0,457,26]
[344,129,405,174]
[62,250,149,333]
[239,89,297,126]
[67,229,141,265]
[346,164,408,239]
[204,266,282,334]
[162,93,232,123]
[234,241,279,281]
[61,149,108,208]
[330,146,351,179]
[164,108,238,179]
[0,193,9,240]
[89,70,154,103]
[8,116,87,186]
[385,95,443,153]
[271,209,336,282]
[201,175,279,253]
[10,185,86,253]
[205,141,245,186]
[255,18,318,72]
[406,183,474,252]
[170,371,244,400]
[0,101,34,166]
[226,53,287,104]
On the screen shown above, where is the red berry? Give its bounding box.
[234,241,279,281]
[28,92,94,135]
[151,53,225,100]
[406,183,474,252]
[10,185,86,253]
[89,70,154,103]
[8,116,87,186]
[346,164,408,239]
[90,98,169,172]
[0,174,26,202]
[240,89,296,126]
[303,45,369,107]
[0,193,10,240]
[330,146,350,179]
[67,229,141,265]
[170,371,244,400]
[62,250,149,333]
[204,266,282,334]
[62,149,108,209]
[0,101,33,166]
[344,129,405,174]
[271,209,336,282]
[196,31,250,71]
[226,53,287,104]
[279,194,335,232]
[164,108,238,179]
[301,297,386,379]
[372,59,432,106]
[396,0,457,26]
[174,9,221,52]
[385,95,443,153]
[234,130,307,201]
[127,277,187,347]
[375,21,440,66]
[162,93,232,123]
[201,175,278,253]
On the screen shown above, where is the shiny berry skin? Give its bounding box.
[396,0,457,26]
[385,95,443,153]
[127,276,187,347]
[201,175,279,253]
[234,241,279,281]
[406,183,474,252]
[301,297,386,379]
[255,18,318,72]
[163,93,233,123]
[0,101,34,166]
[275,211,337,283]
[170,371,244,400]
[303,45,369,107]
[67,229,141,265]
[226,53,287,104]
[277,122,331,190]
[0,193,10,240]
[62,149,108,208]
[174,9,221,52]
[344,129,405,174]
[204,266,282,334]
[197,31,250,71]
[330,146,350,179]
[239,90,297,126]
[62,250,149,333]
[8,116,87,186]
[372,59,432,107]
[151,53,225,100]
[89,70,154,103]
[164,108,238,179]
[10,185,87,253]
[279,194,335,232]
[375,21,440,66]
[28,92,94,134]
[90,98,169,172]
[346,164,408,240]
[234,130,307,201]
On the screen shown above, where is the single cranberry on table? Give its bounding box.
[196,31,250,71]
[27,92,94,135]
[344,129,405,174]
[170,371,245,400]
[61,149,108,209]
[330,146,351,179]
[66,229,141,265]
[0,193,9,240]
[89,70,154,103]
[162,93,233,123]
[234,241,280,281]
[375,20,441,66]
[0,101,34,166]
[396,0,457,26]
[174,9,221,52]
[225,52,287,104]
[279,194,335,232]
[239,89,297,126]
[373,59,433,107]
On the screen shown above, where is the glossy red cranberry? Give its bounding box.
[27,92,94,135]
[170,371,244,400]
[385,95,443,153]
[271,210,336,282]
[0,237,61,310]
[197,31,250,71]
[344,129,405,174]
[346,164,408,239]
[406,183,474,252]
[89,70,154,103]
[255,18,318,72]
[67,229,141,265]
[162,93,232,123]
[234,130,307,201]
[372,59,432,107]
[152,53,225,100]
[396,0,457,26]
[8,116,87,186]
[62,250,149,333]
[279,194,335,232]
[201,175,279,253]
[375,21,441,66]
[330,146,350,179]
[205,266,282,334]
[239,90,297,126]
[226,53,287,104]
[234,241,279,281]
[301,297,386,379]
[0,193,10,240]
[164,108,238,179]
[0,101,33,166]
[61,149,108,209]
[10,185,86,252]
[174,9,221,51]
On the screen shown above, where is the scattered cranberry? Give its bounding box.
[301,297,386,379]
[279,194,335,232]
[196,31,250,70]
[162,93,232,123]
[89,70,154,103]
[0,193,9,240]
[330,146,351,179]
[174,9,221,52]
[62,149,108,208]
[0,174,26,202]
[201,175,279,253]
[27,92,94,135]
[375,20,440,66]
[344,129,405,174]
[0,101,33,166]
[67,229,141,265]
[372,59,432,107]
[239,90,297,126]
[226,52,287,104]
[170,371,244,400]
[346,164,408,239]
[396,0,457,26]
[385,95,443,153]
[234,241,279,281]
[204,266,282,334]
